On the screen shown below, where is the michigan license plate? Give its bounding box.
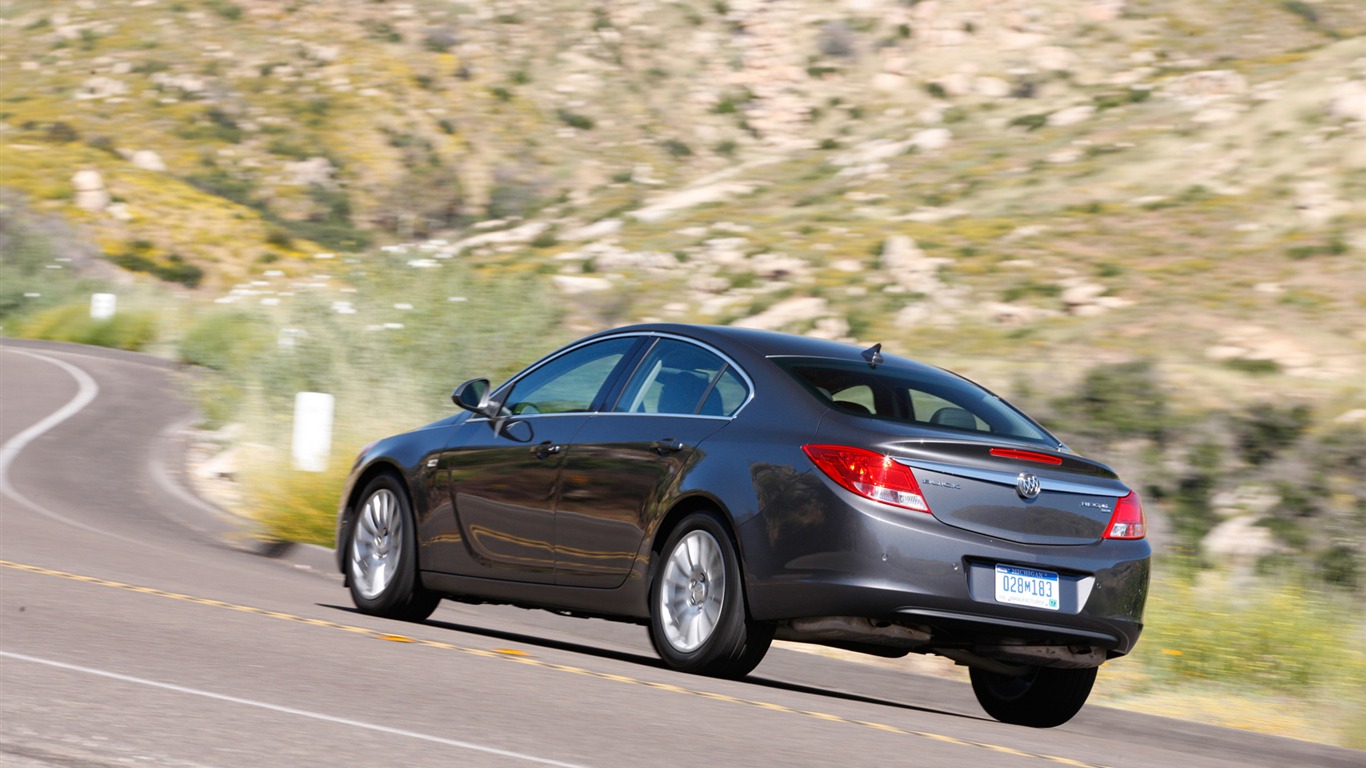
[995,565,1060,611]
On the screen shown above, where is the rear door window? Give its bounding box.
[614,339,748,417]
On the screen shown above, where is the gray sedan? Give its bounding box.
[336,323,1150,727]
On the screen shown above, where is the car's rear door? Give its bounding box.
[553,338,751,588]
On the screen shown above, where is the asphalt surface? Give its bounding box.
[1,338,1359,768]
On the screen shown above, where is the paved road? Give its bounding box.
[1,339,1358,768]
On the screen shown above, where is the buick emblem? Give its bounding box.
[1016,472,1041,500]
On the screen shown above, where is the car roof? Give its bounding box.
[598,323,861,357]
[595,323,930,371]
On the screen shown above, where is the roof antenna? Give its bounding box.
[862,343,883,369]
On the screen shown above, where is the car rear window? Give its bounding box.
[773,356,1055,446]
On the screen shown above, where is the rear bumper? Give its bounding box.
[738,481,1150,655]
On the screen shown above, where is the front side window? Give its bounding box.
[614,339,747,417]
[502,337,636,415]
[775,357,1053,445]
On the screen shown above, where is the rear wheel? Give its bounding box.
[649,512,772,678]
[969,664,1097,727]
[346,474,441,622]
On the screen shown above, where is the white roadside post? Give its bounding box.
[292,392,335,472]
[90,293,117,321]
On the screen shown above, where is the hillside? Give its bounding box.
[3,6,1366,504]
[1,0,1361,356]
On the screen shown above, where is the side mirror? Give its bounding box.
[451,378,495,416]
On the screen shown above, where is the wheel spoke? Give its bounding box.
[684,533,701,572]
[664,566,690,590]
[704,544,723,580]
[351,488,402,600]
[684,611,703,648]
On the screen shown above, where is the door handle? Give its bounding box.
[532,441,563,459]
[652,438,687,455]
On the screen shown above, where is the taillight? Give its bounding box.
[1103,491,1146,540]
[989,447,1063,465]
[803,445,931,513]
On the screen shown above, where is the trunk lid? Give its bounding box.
[889,440,1129,546]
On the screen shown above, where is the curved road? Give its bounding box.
[0,339,1357,768]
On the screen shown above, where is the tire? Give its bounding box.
[969,664,1097,727]
[648,512,773,678]
[346,474,441,622]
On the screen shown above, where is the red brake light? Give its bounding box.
[803,445,931,513]
[989,448,1064,465]
[1103,491,1146,540]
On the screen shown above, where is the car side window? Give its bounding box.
[614,339,746,417]
[502,337,636,415]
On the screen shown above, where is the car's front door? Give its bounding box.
[429,337,640,583]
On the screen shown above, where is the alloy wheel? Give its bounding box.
[658,529,727,652]
[350,488,402,600]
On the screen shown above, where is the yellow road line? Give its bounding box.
[1,559,1116,768]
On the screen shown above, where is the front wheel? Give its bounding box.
[346,474,441,622]
[648,512,772,678]
[969,664,1097,727]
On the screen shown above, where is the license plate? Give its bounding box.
[995,565,1060,610]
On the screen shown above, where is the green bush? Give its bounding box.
[1167,440,1223,553]
[185,165,256,206]
[265,185,371,252]
[1138,570,1364,694]
[1056,359,1169,440]
[362,19,402,43]
[556,109,594,130]
[662,138,693,158]
[1009,113,1048,131]
[1235,403,1311,466]
[530,229,559,249]
[20,302,158,351]
[197,250,565,437]
[487,168,548,219]
[0,193,104,324]
[206,0,242,21]
[1282,0,1319,25]
[1222,358,1281,375]
[110,250,204,288]
[1001,279,1062,302]
[178,310,271,371]
[246,462,352,547]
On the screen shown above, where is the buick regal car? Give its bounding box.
[336,323,1150,727]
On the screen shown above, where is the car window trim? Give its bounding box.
[471,332,755,422]
[603,333,755,418]
[591,336,652,413]
[601,336,662,415]
[470,335,645,422]
[588,412,734,421]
